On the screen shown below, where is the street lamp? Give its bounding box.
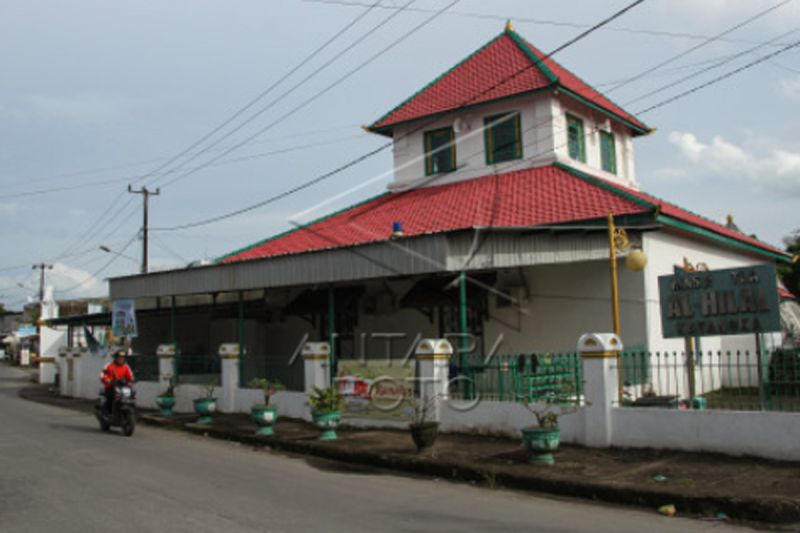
[607,213,648,404]
[99,245,139,266]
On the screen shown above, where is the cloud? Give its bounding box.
[668,131,800,194]
[68,208,86,217]
[781,76,800,102]
[0,203,18,214]
[49,262,106,298]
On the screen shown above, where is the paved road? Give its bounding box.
[0,365,748,533]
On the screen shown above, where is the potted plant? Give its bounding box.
[248,378,285,436]
[308,386,343,440]
[155,375,177,417]
[520,395,578,465]
[193,384,217,425]
[406,393,440,453]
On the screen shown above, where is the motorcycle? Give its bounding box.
[95,380,137,436]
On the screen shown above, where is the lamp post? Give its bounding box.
[607,213,648,403]
[99,245,139,267]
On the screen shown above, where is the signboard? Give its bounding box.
[336,360,414,421]
[658,264,781,338]
[111,299,138,338]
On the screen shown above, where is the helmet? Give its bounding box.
[114,350,127,359]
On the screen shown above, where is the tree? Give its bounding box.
[0,302,6,314]
[779,229,800,297]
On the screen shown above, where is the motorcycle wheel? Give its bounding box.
[99,419,110,432]
[121,414,135,437]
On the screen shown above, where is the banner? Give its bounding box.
[111,299,138,338]
[336,360,414,421]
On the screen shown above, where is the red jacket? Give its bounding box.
[101,362,134,389]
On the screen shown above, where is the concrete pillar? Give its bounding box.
[302,342,330,394]
[578,333,622,447]
[156,344,177,390]
[218,343,242,413]
[38,286,63,385]
[57,346,69,395]
[414,338,453,422]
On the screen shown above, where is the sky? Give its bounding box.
[1,0,799,308]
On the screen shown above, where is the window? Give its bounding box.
[484,112,522,164]
[566,114,585,162]
[424,127,456,175]
[600,131,617,174]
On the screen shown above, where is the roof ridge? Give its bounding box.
[368,31,508,133]
[513,33,650,135]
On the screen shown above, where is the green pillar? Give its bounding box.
[328,287,336,387]
[170,296,177,380]
[459,272,470,398]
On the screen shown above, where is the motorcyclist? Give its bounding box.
[100,349,135,415]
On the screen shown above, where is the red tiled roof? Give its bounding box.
[781,288,797,300]
[218,164,787,264]
[369,29,649,134]
[219,166,646,263]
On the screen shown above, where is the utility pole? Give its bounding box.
[128,185,160,274]
[32,263,53,303]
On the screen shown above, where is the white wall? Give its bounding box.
[439,400,582,441]
[483,262,647,354]
[388,91,638,193]
[612,407,800,462]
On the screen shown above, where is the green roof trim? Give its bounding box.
[367,32,507,133]
[558,87,650,136]
[556,161,789,263]
[505,28,558,83]
[657,214,791,264]
[214,191,391,264]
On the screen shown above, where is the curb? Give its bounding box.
[139,414,800,525]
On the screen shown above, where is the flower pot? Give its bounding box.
[193,398,217,425]
[409,422,439,453]
[251,405,278,436]
[311,410,341,440]
[156,395,176,417]
[521,426,560,465]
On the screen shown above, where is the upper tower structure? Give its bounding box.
[367,24,651,191]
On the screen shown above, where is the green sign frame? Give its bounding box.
[658,264,781,339]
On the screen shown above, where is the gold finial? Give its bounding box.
[726,213,734,225]
[505,19,514,32]
[361,124,371,133]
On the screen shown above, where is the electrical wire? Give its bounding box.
[604,0,795,93]
[151,0,649,232]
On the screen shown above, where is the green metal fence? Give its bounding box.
[174,354,221,386]
[455,352,583,404]
[618,348,800,412]
[127,354,159,382]
[239,354,305,392]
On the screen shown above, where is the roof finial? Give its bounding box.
[505,19,514,32]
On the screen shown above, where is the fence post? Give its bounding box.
[303,342,331,394]
[218,343,241,413]
[578,333,622,447]
[415,338,453,422]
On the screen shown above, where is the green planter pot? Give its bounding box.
[311,411,342,441]
[521,426,561,465]
[155,395,176,417]
[251,405,278,436]
[193,398,217,425]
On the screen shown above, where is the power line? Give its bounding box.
[624,27,800,106]
[59,232,140,295]
[303,0,797,48]
[152,0,649,232]
[604,0,795,93]
[151,0,433,190]
[635,37,800,114]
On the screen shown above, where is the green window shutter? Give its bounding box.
[424,127,455,175]
[600,131,617,174]
[567,114,586,163]
[484,112,522,164]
